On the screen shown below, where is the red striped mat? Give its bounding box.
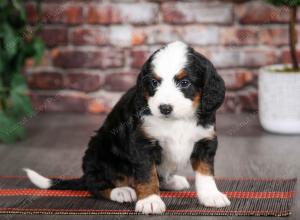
[0,177,296,216]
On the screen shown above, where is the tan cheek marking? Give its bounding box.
[135,165,160,199]
[144,89,149,100]
[192,92,201,108]
[191,160,213,175]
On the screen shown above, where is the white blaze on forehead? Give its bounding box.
[153,41,188,79]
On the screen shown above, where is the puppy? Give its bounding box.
[24,41,230,214]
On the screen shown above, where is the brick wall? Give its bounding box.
[24,0,299,114]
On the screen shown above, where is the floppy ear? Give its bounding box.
[134,56,154,114]
[136,59,151,95]
[136,50,159,94]
[200,64,225,114]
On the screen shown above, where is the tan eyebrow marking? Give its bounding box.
[175,70,188,80]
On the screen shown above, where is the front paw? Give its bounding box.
[198,190,230,208]
[135,194,166,214]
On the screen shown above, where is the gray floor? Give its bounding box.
[0,112,299,220]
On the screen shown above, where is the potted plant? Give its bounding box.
[259,0,300,134]
[0,0,44,143]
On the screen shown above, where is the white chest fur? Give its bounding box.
[142,116,214,176]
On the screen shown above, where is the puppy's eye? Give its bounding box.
[151,79,160,88]
[179,79,191,88]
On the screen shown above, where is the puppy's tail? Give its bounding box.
[23,168,86,190]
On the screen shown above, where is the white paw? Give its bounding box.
[110,187,137,203]
[135,194,166,214]
[161,175,190,190]
[198,190,231,208]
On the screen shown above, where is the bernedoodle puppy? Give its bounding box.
[24,41,230,214]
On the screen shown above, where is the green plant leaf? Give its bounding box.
[0,0,8,8]
[0,112,25,143]
[11,72,26,88]
[0,0,43,143]
[11,91,33,118]
[2,23,19,58]
[12,0,26,20]
[0,56,3,74]
[11,74,33,117]
[265,0,300,6]
[32,37,45,65]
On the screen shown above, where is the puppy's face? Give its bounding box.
[146,70,200,119]
[138,41,225,120]
[141,42,205,119]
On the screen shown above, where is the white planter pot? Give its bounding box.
[259,64,300,134]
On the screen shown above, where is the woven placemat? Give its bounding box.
[0,177,296,216]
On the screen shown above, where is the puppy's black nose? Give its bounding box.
[159,104,173,115]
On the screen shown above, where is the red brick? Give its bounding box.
[210,49,278,68]
[132,30,145,46]
[26,3,83,24]
[238,88,258,112]
[182,26,219,45]
[87,4,120,24]
[52,49,124,69]
[162,2,233,24]
[236,1,289,24]
[117,3,159,24]
[220,92,239,113]
[105,72,138,92]
[25,50,52,68]
[87,3,159,25]
[144,26,180,45]
[280,49,300,64]
[70,27,108,45]
[220,27,258,46]
[39,27,68,47]
[25,3,38,24]
[259,27,289,46]
[219,69,255,90]
[94,92,123,110]
[193,47,212,60]
[109,26,133,47]
[27,71,63,90]
[30,91,89,113]
[131,49,151,68]
[220,89,258,113]
[88,99,109,114]
[41,4,64,24]
[65,72,104,92]
[71,26,140,47]
[87,92,124,114]
[64,5,83,24]
[242,50,277,68]
[25,0,295,115]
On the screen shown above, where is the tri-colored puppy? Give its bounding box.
[24,41,230,214]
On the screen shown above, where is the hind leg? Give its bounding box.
[101,176,137,203]
[101,187,137,203]
[90,175,137,203]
